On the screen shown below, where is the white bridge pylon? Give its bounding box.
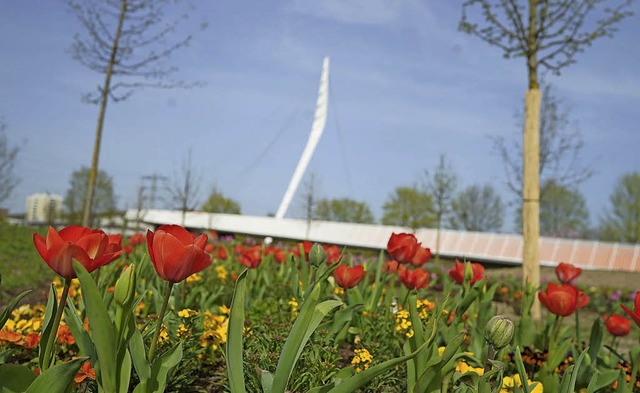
[274,56,330,219]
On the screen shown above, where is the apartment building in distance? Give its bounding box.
[26,193,63,225]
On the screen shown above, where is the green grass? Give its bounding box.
[0,221,51,306]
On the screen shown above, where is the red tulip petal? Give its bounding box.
[621,304,640,328]
[160,225,196,245]
[76,232,108,260]
[58,226,92,242]
[146,230,156,262]
[168,245,211,283]
[33,233,48,261]
[193,234,208,250]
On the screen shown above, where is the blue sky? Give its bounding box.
[1,1,639,232]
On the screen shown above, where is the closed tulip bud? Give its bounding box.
[464,262,474,283]
[114,265,136,308]
[484,315,514,350]
[308,243,326,267]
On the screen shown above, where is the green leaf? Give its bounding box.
[38,284,57,369]
[586,369,619,393]
[0,364,37,393]
[272,283,323,393]
[0,289,31,330]
[513,347,531,393]
[365,250,385,311]
[558,347,588,393]
[129,328,151,383]
[63,299,97,364]
[26,357,87,393]
[587,318,603,364]
[259,368,274,393]
[73,260,118,392]
[146,342,182,393]
[226,269,248,393]
[291,299,342,370]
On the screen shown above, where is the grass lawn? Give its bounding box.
[0,221,51,306]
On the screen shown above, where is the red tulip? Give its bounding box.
[387,233,419,264]
[411,245,432,267]
[538,282,579,316]
[324,245,341,265]
[239,245,262,269]
[576,289,590,309]
[107,234,122,253]
[555,262,582,284]
[265,246,286,264]
[398,266,430,290]
[333,265,365,289]
[621,292,640,327]
[146,225,210,283]
[33,226,123,279]
[128,233,145,247]
[603,314,631,337]
[216,245,229,260]
[383,260,399,274]
[448,259,484,285]
[299,241,313,260]
[204,243,215,254]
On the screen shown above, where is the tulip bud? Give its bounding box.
[484,315,514,350]
[114,265,137,309]
[463,262,474,284]
[308,243,326,267]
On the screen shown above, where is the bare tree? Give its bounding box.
[67,0,206,227]
[0,120,19,206]
[424,154,457,262]
[493,83,593,199]
[460,0,636,317]
[168,151,201,226]
[294,172,321,239]
[450,184,505,232]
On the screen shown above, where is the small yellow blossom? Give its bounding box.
[352,348,373,373]
[178,309,198,319]
[186,273,202,284]
[215,265,228,281]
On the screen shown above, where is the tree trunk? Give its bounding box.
[81,0,127,228]
[523,88,541,320]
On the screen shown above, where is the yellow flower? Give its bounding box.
[176,324,191,338]
[178,309,197,319]
[215,265,228,281]
[186,273,202,284]
[438,346,446,356]
[352,348,373,373]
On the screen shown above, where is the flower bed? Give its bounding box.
[0,226,639,392]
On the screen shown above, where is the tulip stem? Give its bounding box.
[148,281,174,363]
[484,343,495,373]
[42,277,72,371]
[575,310,581,346]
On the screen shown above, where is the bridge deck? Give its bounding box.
[126,209,640,272]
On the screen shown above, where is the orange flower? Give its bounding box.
[0,328,23,343]
[74,361,96,383]
[383,260,399,274]
[57,324,75,345]
[146,225,211,283]
[333,265,365,289]
[24,332,41,348]
[33,226,123,279]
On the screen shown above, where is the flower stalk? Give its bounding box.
[148,281,174,362]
